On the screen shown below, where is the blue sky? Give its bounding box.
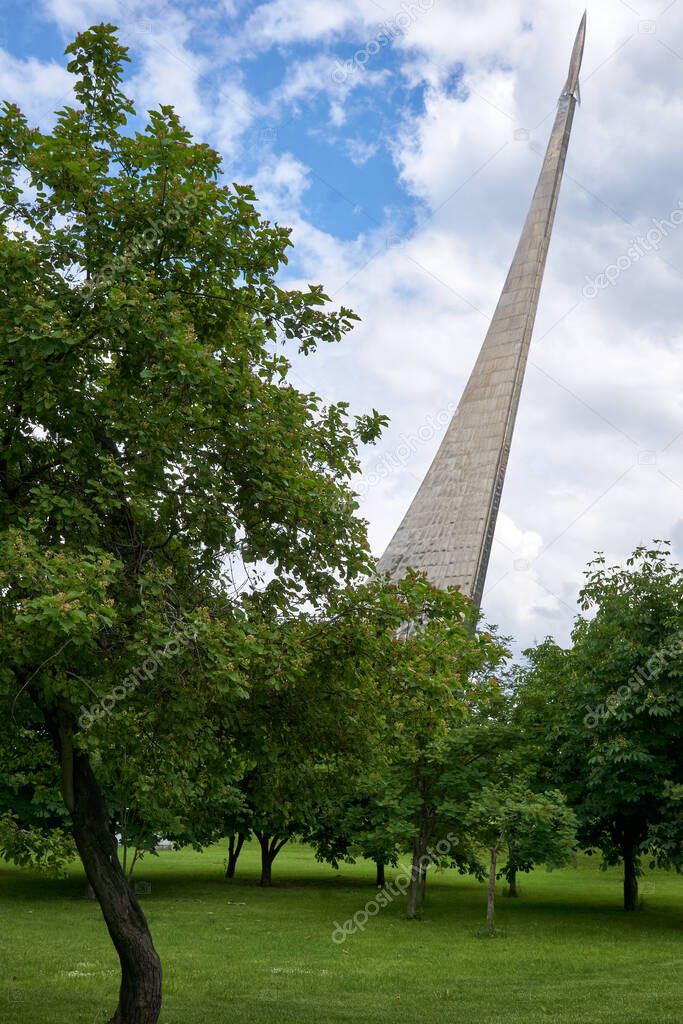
[4,0,683,650]
[0,1,431,240]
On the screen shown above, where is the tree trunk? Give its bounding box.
[406,843,424,918]
[375,861,385,887]
[419,863,427,908]
[256,833,288,887]
[486,844,500,935]
[507,866,518,897]
[406,852,419,918]
[622,839,639,912]
[127,846,140,881]
[225,833,245,879]
[44,708,162,1023]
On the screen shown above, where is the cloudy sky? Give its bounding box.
[4,0,683,650]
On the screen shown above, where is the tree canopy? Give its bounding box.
[514,544,683,910]
[0,23,386,1024]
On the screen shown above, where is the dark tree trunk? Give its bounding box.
[44,708,162,1023]
[507,867,518,898]
[225,833,246,879]
[256,833,288,887]
[375,861,385,887]
[622,839,639,912]
[260,844,273,887]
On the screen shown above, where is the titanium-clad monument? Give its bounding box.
[377,13,587,607]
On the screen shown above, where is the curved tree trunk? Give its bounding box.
[44,708,162,1023]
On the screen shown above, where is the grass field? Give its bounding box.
[1,841,682,1023]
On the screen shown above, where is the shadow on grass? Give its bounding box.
[3,857,682,937]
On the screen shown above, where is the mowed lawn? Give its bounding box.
[1,842,682,1023]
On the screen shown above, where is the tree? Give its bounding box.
[517,544,683,911]
[307,757,405,887]
[221,573,510,908]
[353,575,510,918]
[98,719,244,880]
[224,595,394,887]
[467,786,577,935]
[0,24,385,1023]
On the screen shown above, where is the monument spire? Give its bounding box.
[562,11,587,103]
[377,15,586,608]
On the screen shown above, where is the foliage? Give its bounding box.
[0,22,386,1021]
[337,574,513,915]
[467,783,577,930]
[0,811,75,874]
[515,543,683,909]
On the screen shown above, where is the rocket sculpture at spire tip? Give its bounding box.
[561,10,587,104]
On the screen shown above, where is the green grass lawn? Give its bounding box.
[1,842,682,1023]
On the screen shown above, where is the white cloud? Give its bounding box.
[40,0,121,34]
[23,0,683,650]
[264,51,389,131]
[346,137,378,165]
[252,152,312,212]
[259,2,683,650]
[0,50,73,123]
[242,0,366,49]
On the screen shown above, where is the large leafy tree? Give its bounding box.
[223,578,435,888]
[516,545,683,911]
[0,24,385,1024]
[296,573,511,911]
[307,754,406,887]
[224,619,363,888]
